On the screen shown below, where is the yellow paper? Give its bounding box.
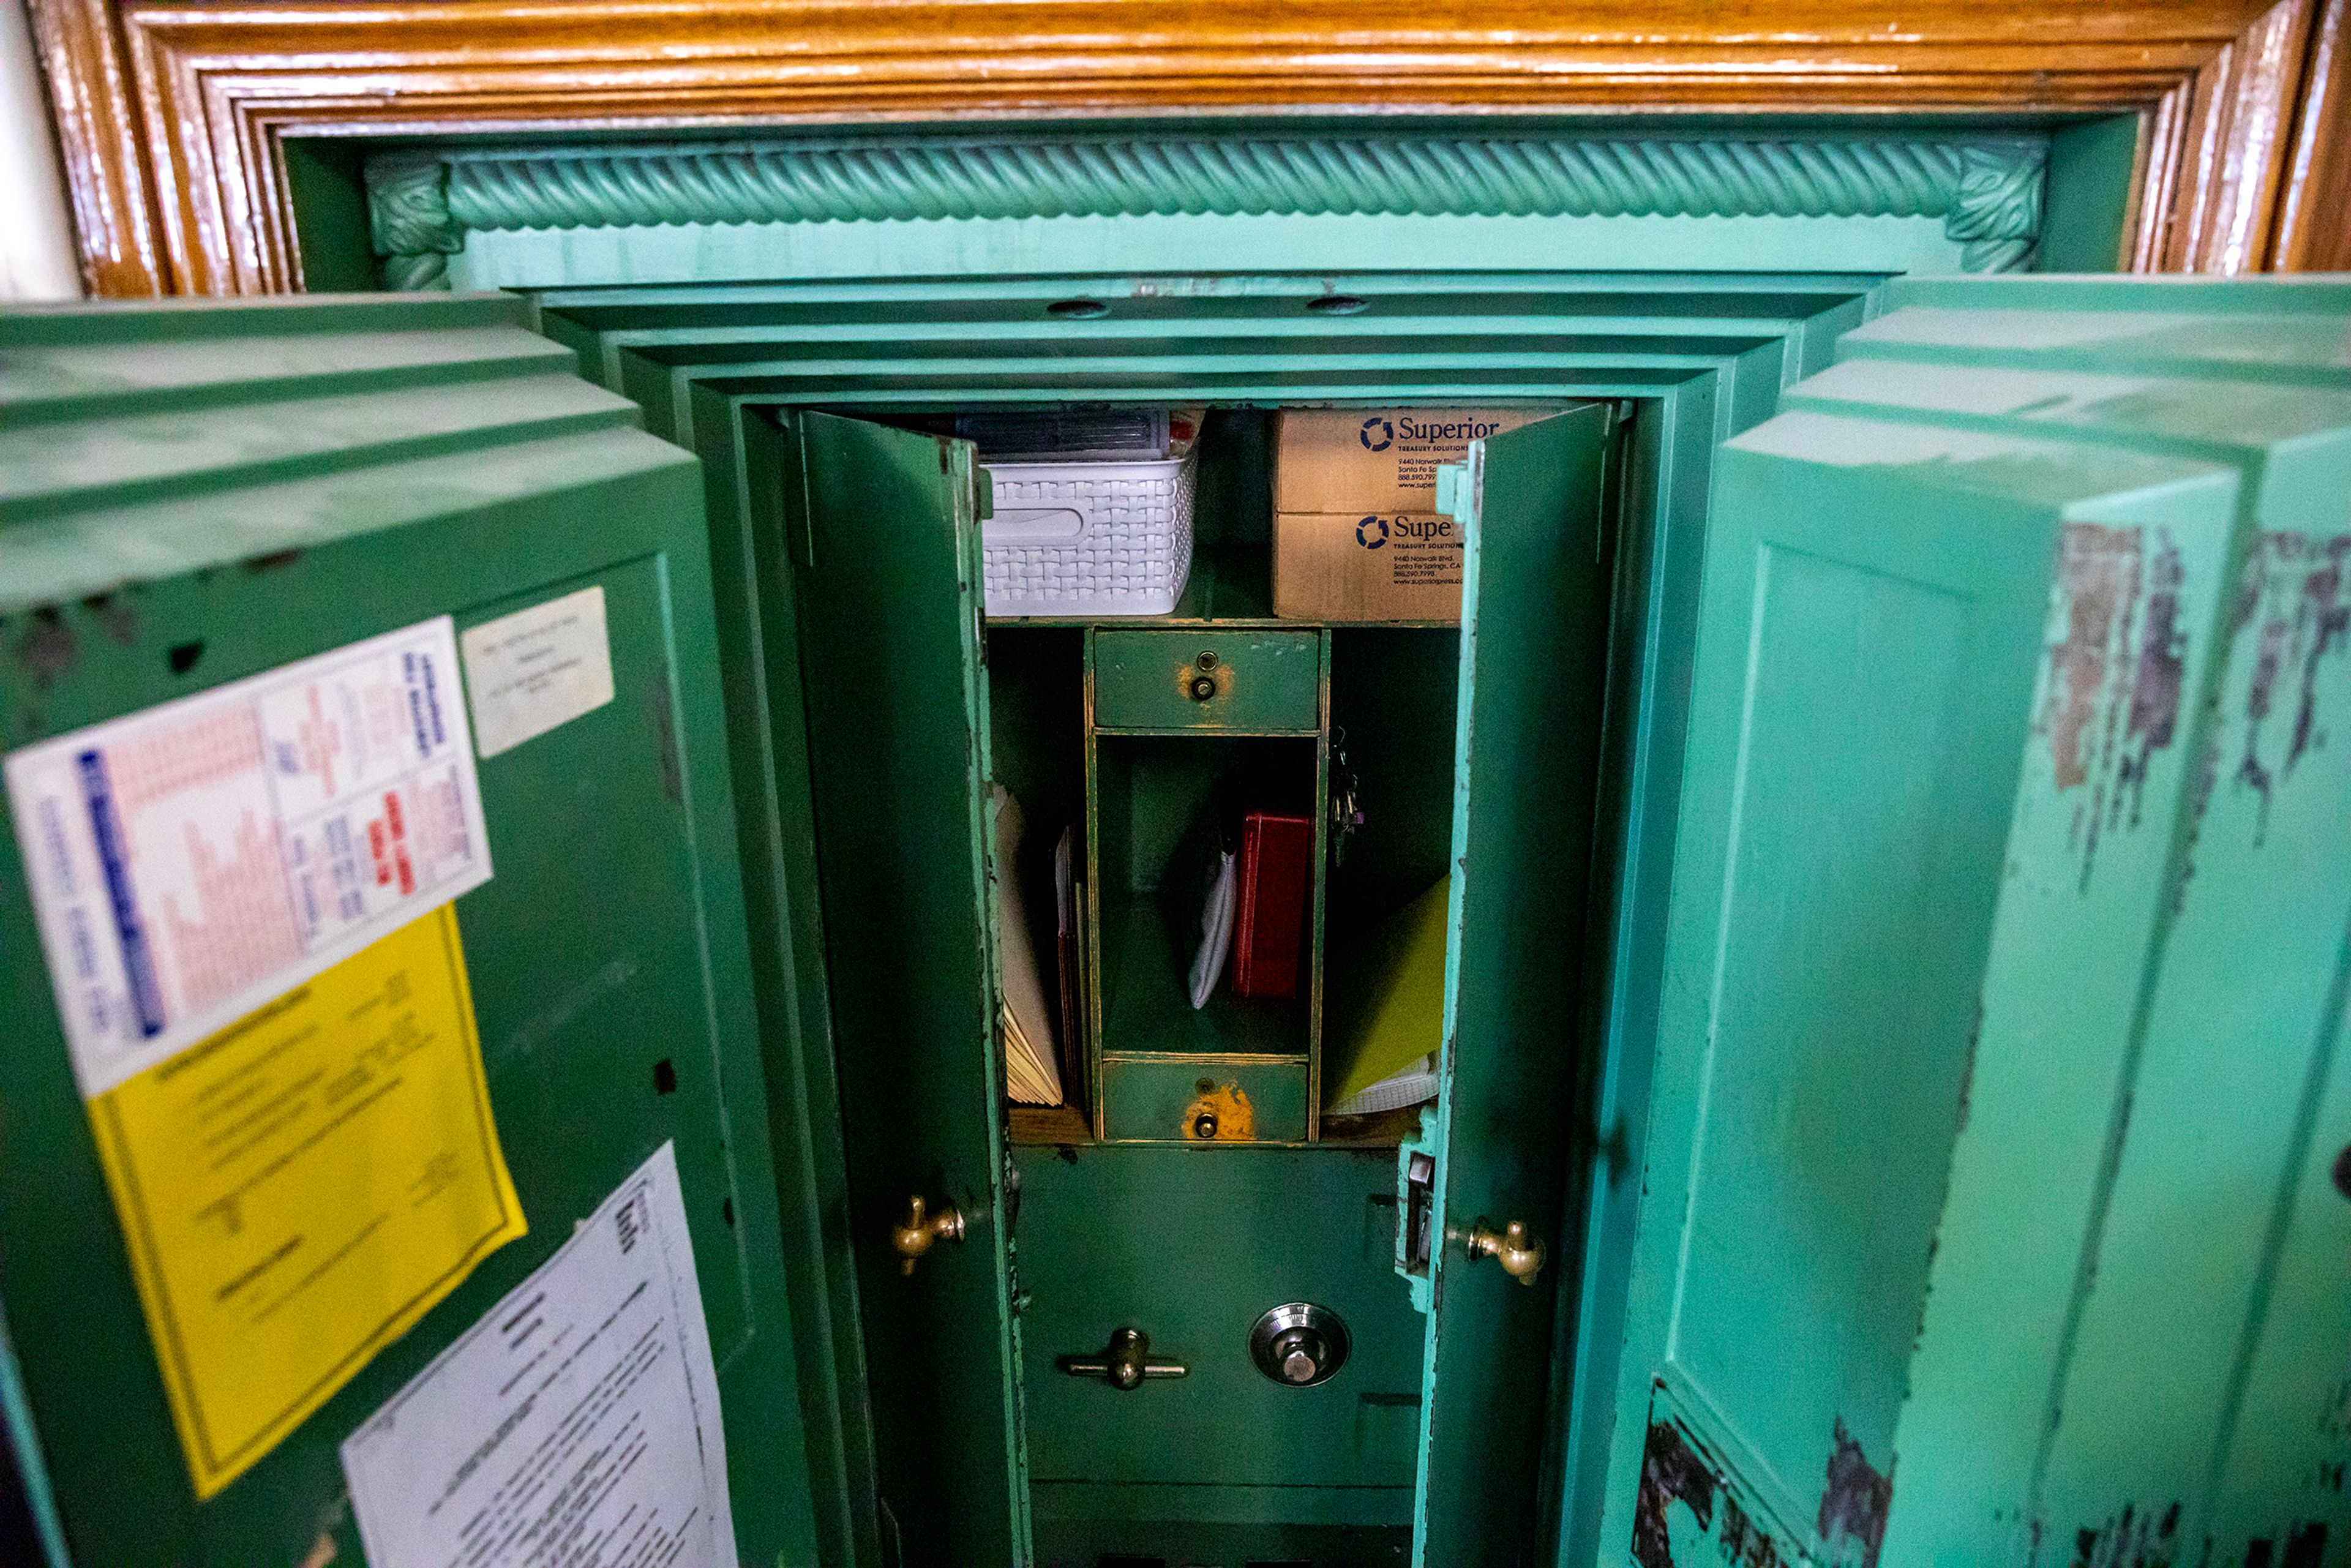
[1325,876,1452,1105]
[86,906,525,1498]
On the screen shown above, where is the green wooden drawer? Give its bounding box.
[1102,1057,1310,1143]
[1093,629,1321,733]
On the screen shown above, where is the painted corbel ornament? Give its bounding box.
[366,133,2050,289]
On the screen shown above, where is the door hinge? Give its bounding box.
[1395,1106,1438,1315]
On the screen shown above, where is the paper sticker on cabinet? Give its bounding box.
[459,585,616,759]
[88,906,525,1499]
[341,1140,737,1568]
[3,616,491,1098]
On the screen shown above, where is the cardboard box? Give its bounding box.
[1273,511,1465,622]
[1274,407,1561,513]
[1272,407,1561,621]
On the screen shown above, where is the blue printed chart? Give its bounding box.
[6,617,493,1097]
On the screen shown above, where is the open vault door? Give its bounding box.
[1403,402,1618,1567]
[779,411,1028,1568]
[1599,277,2351,1565]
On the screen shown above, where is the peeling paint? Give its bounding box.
[2117,535,2186,828]
[1717,1494,1783,1568]
[2045,523,2141,795]
[2067,1499,2183,1568]
[2039,522,2186,890]
[1633,1418,1716,1568]
[2281,1523,2328,1568]
[2227,532,2351,843]
[2283,537,2350,777]
[1818,1419,1892,1568]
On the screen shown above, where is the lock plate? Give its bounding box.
[1248,1302,1351,1388]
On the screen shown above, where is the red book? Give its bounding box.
[1231,811,1313,999]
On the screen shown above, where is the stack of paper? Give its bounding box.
[991,786,1064,1107]
[1322,876,1449,1115]
[1328,1054,1439,1117]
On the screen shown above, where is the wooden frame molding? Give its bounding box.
[24,0,2349,297]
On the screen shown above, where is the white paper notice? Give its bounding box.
[341,1142,738,1568]
[4,617,491,1097]
[460,587,616,760]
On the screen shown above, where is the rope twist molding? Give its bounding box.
[368,133,2047,287]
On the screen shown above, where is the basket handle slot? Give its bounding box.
[988,506,1087,543]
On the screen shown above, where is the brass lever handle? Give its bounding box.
[1057,1327,1188,1390]
[891,1193,966,1276]
[1460,1218,1545,1284]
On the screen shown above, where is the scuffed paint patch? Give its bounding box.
[2284,538,2350,776]
[2044,523,2142,795]
[2066,1499,2183,1568]
[81,591,138,647]
[2244,1528,2332,1568]
[2037,523,2191,890]
[2119,535,2186,827]
[1818,1419,1892,1568]
[1633,1419,1716,1568]
[1627,1408,1801,1568]
[2227,532,2351,843]
[1180,1079,1254,1141]
[11,608,77,689]
[1717,1494,1784,1568]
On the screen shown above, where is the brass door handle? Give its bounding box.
[1057,1327,1188,1390]
[891,1193,966,1276]
[1460,1218,1545,1284]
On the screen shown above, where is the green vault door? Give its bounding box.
[0,296,823,1564]
[1602,277,2351,1566]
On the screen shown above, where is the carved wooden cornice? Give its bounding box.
[364,133,2051,288]
[22,0,2348,296]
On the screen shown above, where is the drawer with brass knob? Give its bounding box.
[1092,629,1321,733]
[1100,1056,1309,1144]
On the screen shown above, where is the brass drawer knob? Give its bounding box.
[1058,1327,1187,1390]
[1188,673,1217,701]
[891,1193,966,1276]
[1460,1218,1545,1284]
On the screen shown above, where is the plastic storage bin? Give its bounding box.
[980,448,1197,617]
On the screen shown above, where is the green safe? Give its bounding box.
[2,268,2349,1568]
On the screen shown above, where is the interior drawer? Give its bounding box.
[1092,629,1321,733]
[1102,1057,1309,1143]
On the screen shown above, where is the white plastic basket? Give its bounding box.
[980,449,1196,617]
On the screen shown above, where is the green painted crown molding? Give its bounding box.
[365,132,2047,289]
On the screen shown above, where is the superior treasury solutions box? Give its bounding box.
[1272,408,1561,621]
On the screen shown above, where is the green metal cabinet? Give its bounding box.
[4,275,2349,1568]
